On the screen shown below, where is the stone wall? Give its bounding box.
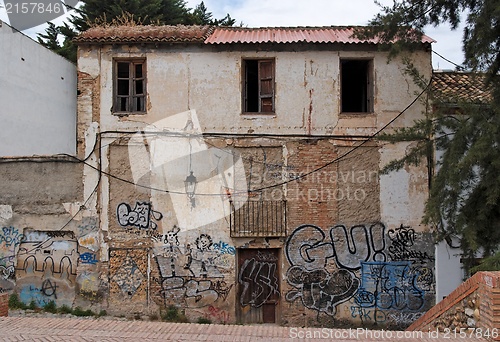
[408,271,500,340]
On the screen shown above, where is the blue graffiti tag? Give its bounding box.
[79,252,98,265]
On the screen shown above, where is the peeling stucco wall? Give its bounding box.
[0,160,84,305]
[1,39,435,328]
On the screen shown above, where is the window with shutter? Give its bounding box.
[243,59,275,114]
[113,59,146,115]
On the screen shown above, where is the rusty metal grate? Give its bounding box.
[230,200,286,237]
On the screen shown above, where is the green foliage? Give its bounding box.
[471,251,500,272]
[196,317,212,324]
[8,294,27,310]
[97,309,107,317]
[58,304,73,314]
[362,0,500,76]
[43,301,58,314]
[37,0,237,62]
[28,300,38,310]
[72,306,95,317]
[366,0,500,273]
[161,305,189,323]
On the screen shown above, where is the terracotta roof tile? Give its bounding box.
[205,26,435,45]
[75,25,435,45]
[74,25,214,43]
[432,71,493,105]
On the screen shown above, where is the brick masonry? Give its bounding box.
[0,292,8,317]
[407,271,500,340]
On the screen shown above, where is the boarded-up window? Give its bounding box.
[243,59,275,113]
[114,59,146,114]
[341,59,373,113]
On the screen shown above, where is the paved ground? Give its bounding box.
[0,316,491,341]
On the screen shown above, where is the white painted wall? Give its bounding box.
[0,21,77,157]
[435,239,463,301]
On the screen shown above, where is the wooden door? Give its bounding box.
[237,248,280,323]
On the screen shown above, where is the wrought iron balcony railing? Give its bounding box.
[230,200,287,237]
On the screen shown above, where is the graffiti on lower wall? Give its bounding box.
[151,227,234,310]
[0,226,24,292]
[285,222,435,325]
[239,257,279,308]
[15,230,78,307]
[109,249,148,301]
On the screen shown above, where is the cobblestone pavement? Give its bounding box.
[0,316,491,341]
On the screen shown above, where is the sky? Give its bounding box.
[0,0,465,70]
[188,0,465,71]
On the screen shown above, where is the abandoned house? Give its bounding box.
[1,24,440,328]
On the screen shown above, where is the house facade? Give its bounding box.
[4,24,436,328]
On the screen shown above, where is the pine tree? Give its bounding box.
[38,0,236,62]
[366,0,500,271]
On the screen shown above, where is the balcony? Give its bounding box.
[230,200,287,237]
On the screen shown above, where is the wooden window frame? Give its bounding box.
[242,58,275,114]
[340,58,374,114]
[113,58,147,115]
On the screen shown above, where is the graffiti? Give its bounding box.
[164,226,180,246]
[286,266,359,315]
[161,277,219,308]
[354,261,425,311]
[189,234,223,278]
[239,258,279,308]
[156,234,226,280]
[117,202,163,230]
[388,225,434,264]
[154,233,234,309]
[47,231,75,239]
[388,312,424,325]
[111,254,145,297]
[0,226,24,247]
[211,280,233,301]
[79,252,98,265]
[212,241,235,255]
[331,223,387,269]
[0,265,14,279]
[285,223,386,272]
[41,279,58,298]
[350,306,387,323]
[77,271,101,302]
[285,222,435,320]
[77,217,97,237]
[256,250,279,262]
[206,305,230,324]
[78,232,99,252]
[15,230,78,307]
[284,223,388,315]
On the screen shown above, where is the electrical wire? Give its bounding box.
[57,75,432,196]
[433,50,465,70]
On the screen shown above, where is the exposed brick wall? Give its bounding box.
[0,292,8,317]
[407,271,500,340]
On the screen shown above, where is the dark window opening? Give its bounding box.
[341,59,373,113]
[114,60,146,114]
[243,59,275,113]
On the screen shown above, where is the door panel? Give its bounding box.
[237,248,280,323]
